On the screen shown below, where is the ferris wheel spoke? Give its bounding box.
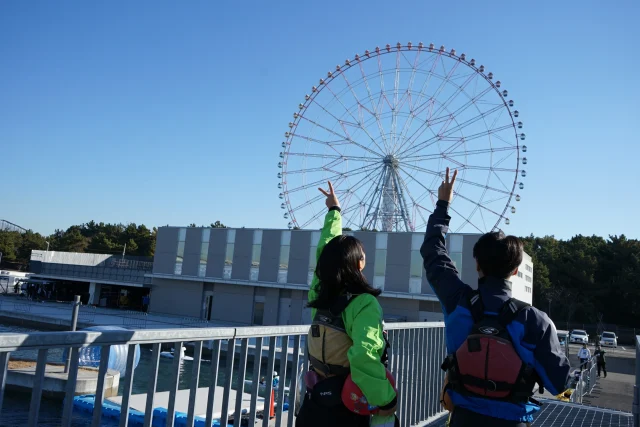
[396,54,441,143]
[285,163,381,195]
[396,172,430,225]
[428,71,477,123]
[400,162,512,196]
[480,194,511,205]
[389,50,402,152]
[404,85,495,146]
[401,146,516,162]
[398,87,498,158]
[399,165,484,233]
[285,152,381,162]
[404,123,515,160]
[340,165,387,215]
[290,133,350,146]
[461,165,516,173]
[452,190,505,219]
[335,73,390,156]
[491,169,514,192]
[299,207,333,229]
[298,116,382,157]
[358,167,388,229]
[357,61,393,154]
[392,171,414,231]
[290,193,325,212]
[424,60,462,124]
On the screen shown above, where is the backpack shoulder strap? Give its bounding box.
[467,290,484,323]
[313,293,357,330]
[498,298,530,327]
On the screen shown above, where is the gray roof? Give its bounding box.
[426,400,633,427]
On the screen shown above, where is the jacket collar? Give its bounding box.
[478,276,513,297]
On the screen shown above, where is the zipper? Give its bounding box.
[321,328,326,364]
[485,338,490,396]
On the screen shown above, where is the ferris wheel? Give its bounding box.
[277,42,527,233]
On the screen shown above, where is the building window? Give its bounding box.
[278,231,291,284]
[223,230,236,279]
[419,300,442,312]
[174,228,186,275]
[525,275,532,283]
[517,271,523,278]
[450,252,463,269]
[199,229,210,277]
[409,234,423,293]
[524,286,532,293]
[449,235,463,253]
[525,264,533,273]
[252,301,264,325]
[373,233,388,289]
[308,231,321,285]
[250,230,263,281]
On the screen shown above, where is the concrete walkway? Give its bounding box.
[582,352,636,412]
[0,295,239,330]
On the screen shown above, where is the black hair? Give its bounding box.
[307,235,381,309]
[472,231,523,279]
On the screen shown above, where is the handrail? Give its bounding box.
[633,335,639,427]
[0,321,444,351]
[0,321,448,427]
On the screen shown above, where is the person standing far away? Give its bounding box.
[142,294,150,312]
[594,345,607,378]
[578,343,591,370]
[421,168,571,427]
[295,181,398,427]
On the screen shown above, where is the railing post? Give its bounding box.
[64,295,81,373]
[634,336,640,427]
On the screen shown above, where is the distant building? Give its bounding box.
[28,228,532,322]
[147,227,533,324]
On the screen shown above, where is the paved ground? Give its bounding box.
[0,295,240,330]
[582,352,636,412]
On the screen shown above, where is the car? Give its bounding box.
[569,329,589,344]
[599,331,617,348]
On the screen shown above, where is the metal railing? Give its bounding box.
[570,358,598,404]
[0,321,447,427]
[633,335,639,427]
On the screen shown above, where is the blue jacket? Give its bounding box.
[421,200,570,423]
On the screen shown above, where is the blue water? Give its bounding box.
[0,322,290,426]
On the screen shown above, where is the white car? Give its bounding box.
[599,331,617,348]
[569,329,589,344]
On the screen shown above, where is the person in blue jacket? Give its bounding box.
[421,168,570,426]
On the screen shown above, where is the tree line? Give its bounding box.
[1,222,638,327]
[522,234,640,328]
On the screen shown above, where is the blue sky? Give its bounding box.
[1,0,638,239]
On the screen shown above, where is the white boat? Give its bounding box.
[160,346,193,361]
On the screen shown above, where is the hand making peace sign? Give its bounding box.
[438,167,458,203]
[318,181,340,210]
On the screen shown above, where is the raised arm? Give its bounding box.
[308,182,342,313]
[420,168,469,315]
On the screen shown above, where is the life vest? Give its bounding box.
[441,291,540,404]
[307,293,390,378]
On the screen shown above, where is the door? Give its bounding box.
[203,292,214,321]
[278,298,291,325]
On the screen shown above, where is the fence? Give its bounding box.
[569,358,598,404]
[634,335,639,427]
[0,321,447,427]
[122,310,148,329]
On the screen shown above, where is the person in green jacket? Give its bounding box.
[295,181,397,427]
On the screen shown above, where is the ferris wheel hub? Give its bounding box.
[382,155,399,168]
